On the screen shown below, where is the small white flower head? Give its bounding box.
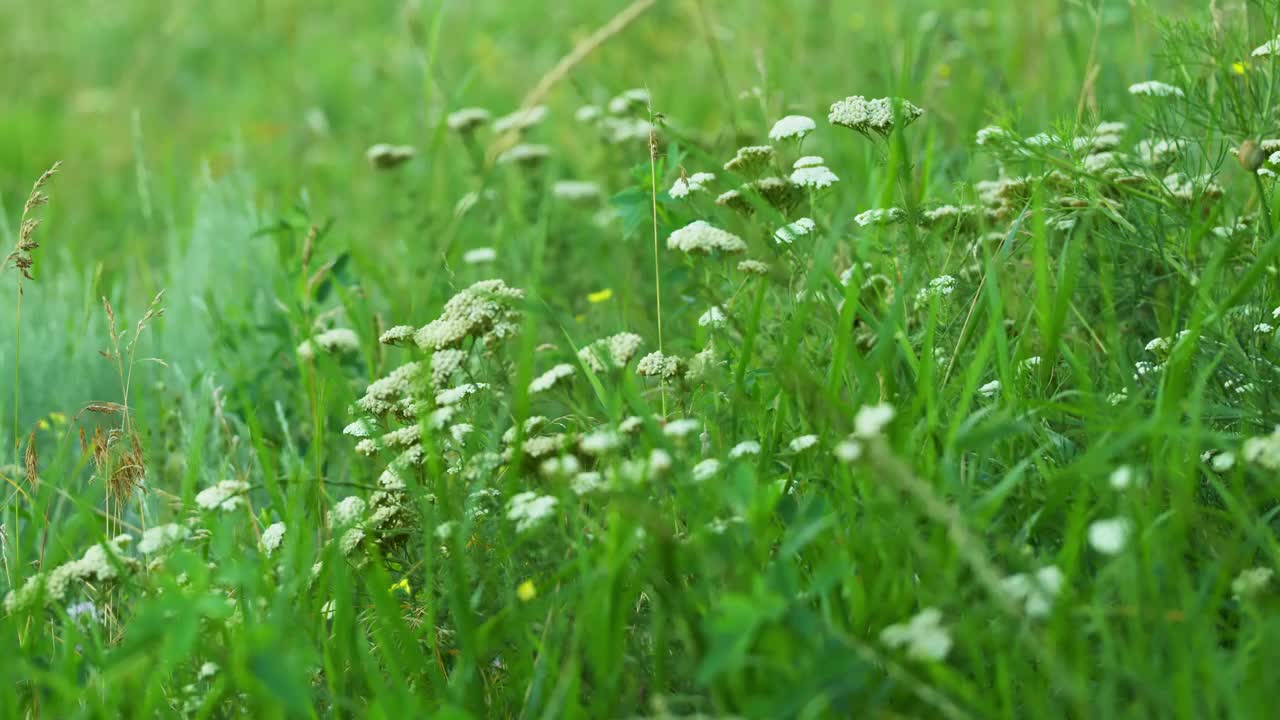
[648,448,674,475]
[1083,152,1119,173]
[663,418,701,438]
[199,662,220,680]
[1109,465,1136,490]
[314,328,360,354]
[730,440,761,458]
[637,351,683,379]
[773,217,816,245]
[552,181,602,202]
[1273,305,1280,319]
[366,144,415,169]
[1252,36,1280,57]
[449,423,473,443]
[1207,451,1236,472]
[496,143,552,167]
[463,247,497,264]
[1128,81,1184,98]
[1020,356,1043,371]
[607,88,651,114]
[978,380,1001,398]
[529,364,575,394]
[692,458,721,482]
[915,275,957,302]
[492,105,548,134]
[768,115,817,141]
[854,207,906,227]
[1107,391,1128,406]
[829,95,924,135]
[1254,322,1275,334]
[854,403,896,437]
[330,496,367,528]
[378,326,416,347]
[446,107,491,134]
[195,480,249,512]
[1096,121,1128,135]
[789,164,839,189]
[667,220,747,255]
[1144,336,1170,354]
[540,455,581,478]
[579,429,621,455]
[669,171,715,198]
[343,418,378,439]
[436,382,488,406]
[975,125,1013,146]
[879,608,951,662]
[1242,426,1280,469]
[138,523,190,555]
[723,145,776,174]
[1232,567,1274,599]
[788,434,819,452]
[698,306,728,328]
[507,491,558,532]
[737,259,770,275]
[570,471,604,495]
[261,522,287,556]
[578,332,645,372]
[1135,138,1186,166]
[575,105,602,123]
[1087,517,1133,555]
[834,439,863,463]
[999,566,1064,618]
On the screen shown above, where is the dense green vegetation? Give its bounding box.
[4,0,1280,717]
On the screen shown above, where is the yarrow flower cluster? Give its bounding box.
[828,95,923,135]
[578,332,644,372]
[1128,81,1184,98]
[669,172,715,198]
[879,608,951,661]
[788,156,839,189]
[529,364,575,393]
[667,220,747,255]
[768,115,816,141]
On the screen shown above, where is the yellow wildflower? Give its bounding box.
[516,579,537,601]
[587,288,613,303]
[390,578,411,595]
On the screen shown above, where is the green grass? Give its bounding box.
[4,0,1280,717]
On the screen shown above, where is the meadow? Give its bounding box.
[3,0,1280,717]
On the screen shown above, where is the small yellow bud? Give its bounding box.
[516,580,537,602]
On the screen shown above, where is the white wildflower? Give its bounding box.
[1254,322,1275,334]
[1088,517,1132,555]
[138,524,189,555]
[366,144,415,169]
[998,566,1064,618]
[692,458,721,482]
[828,95,924,134]
[529,364,575,393]
[723,145,775,173]
[540,455,581,477]
[195,480,249,512]
[854,207,906,227]
[789,164,839,189]
[773,217,816,244]
[768,115,817,141]
[975,125,1012,146]
[1109,465,1136,490]
[579,430,621,455]
[552,181,602,202]
[1242,426,1280,469]
[330,496,367,528]
[496,143,552,166]
[1232,567,1274,599]
[1252,36,1280,57]
[636,351,682,379]
[667,220,747,255]
[575,105,602,123]
[834,439,863,463]
[492,106,548,134]
[1128,81,1184,98]
[698,306,727,328]
[261,522,286,556]
[663,418,701,438]
[507,492,558,532]
[669,171,715,198]
[978,380,1001,397]
[436,382,488,406]
[446,108,491,133]
[789,434,819,452]
[463,247,496,264]
[854,403,895,437]
[729,440,761,458]
[879,608,951,661]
